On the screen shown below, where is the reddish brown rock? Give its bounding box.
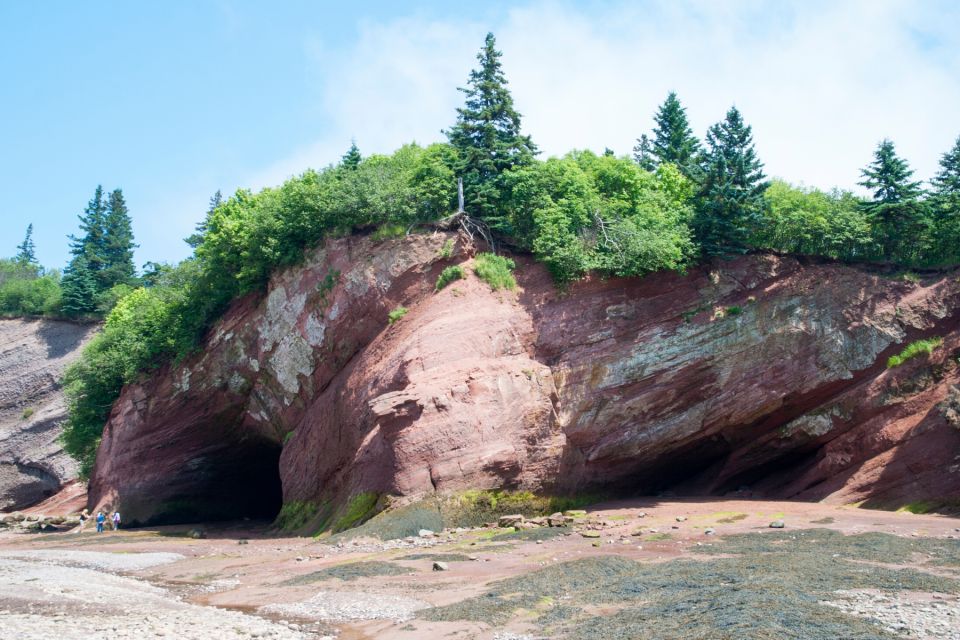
[87,232,960,525]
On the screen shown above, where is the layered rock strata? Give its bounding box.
[88,232,960,525]
[0,319,97,510]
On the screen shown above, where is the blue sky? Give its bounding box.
[2,1,959,269]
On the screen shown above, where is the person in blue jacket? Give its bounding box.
[95,511,106,533]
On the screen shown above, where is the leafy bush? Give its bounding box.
[388,306,408,323]
[504,153,695,283]
[473,253,516,290]
[20,407,34,420]
[0,260,62,317]
[886,337,943,368]
[435,265,465,291]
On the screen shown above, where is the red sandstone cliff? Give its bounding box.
[88,232,960,525]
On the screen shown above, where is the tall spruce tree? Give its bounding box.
[644,92,701,176]
[101,188,137,289]
[446,32,537,228]
[15,224,37,265]
[693,106,768,256]
[932,136,960,197]
[632,134,656,171]
[69,186,108,282]
[186,190,223,249]
[859,139,929,262]
[929,136,960,263]
[59,256,98,316]
[341,140,362,169]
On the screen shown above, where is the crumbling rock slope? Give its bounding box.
[88,232,960,525]
[0,318,97,511]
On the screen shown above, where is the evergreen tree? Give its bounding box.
[341,140,362,169]
[186,190,223,249]
[693,106,768,256]
[929,136,960,263]
[446,32,537,227]
[632,134,656,171]
[69,186,108,282]
[100,188,137,289]
[859,139,929,261]
[932,136,960,197]
[59,256,98,316]
[15,224,37,265]
[650,92,701,175]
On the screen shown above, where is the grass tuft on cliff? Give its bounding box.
[886,336,943,368]
[473,253,516,291]
[435,265,465,291]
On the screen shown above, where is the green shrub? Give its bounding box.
[886,337,943,368]
[435,265,465,291]
[473,253,516,290]
[726,306,743,316]
[388,306,408,323]
[20,407,34,420]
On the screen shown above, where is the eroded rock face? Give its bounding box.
[88,233,960,524]
[0,319,98,511]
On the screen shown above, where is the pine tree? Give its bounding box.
[446,32,537,227]
[100,188,137,289]
[632,134,656,171]
[59,256,98,316]
[186,190,223,249]
[69,186,108,282]
[859,139,929,261]
[693,106,768,256]
[15,224,37,265]
[932,136,960,197]
[650,92,701,175]
[929,136,960,263]
[341,140,362,169]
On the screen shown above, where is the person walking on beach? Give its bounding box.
[77,509,89,532]
[96,511,105,533]
[112,511,121,530]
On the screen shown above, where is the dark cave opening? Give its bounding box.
[143,438,284,527]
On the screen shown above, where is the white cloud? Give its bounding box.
[254,0,959,194]
[150,0,958,268]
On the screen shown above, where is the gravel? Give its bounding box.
[0,557,319,639]
[0,549,184,571]
[263,590,430,623]
[824,589,960,640]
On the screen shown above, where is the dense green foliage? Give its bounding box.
[502,152,695,282]
[752,180,875,260]
[0,259,62,316]
[1,226,63,317]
